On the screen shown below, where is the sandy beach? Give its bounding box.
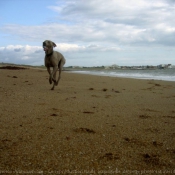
[0,66,175,174]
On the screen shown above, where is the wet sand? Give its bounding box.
[0,66,175,174]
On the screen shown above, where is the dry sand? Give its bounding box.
[0,66,175,174]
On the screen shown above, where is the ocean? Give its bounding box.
[70,68,175,82]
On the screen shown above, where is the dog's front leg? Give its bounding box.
[47,67,52,84]
[50,66,57,90]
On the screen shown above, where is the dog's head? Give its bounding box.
[43,40,57,55]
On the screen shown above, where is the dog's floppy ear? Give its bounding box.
[52,42,57,47]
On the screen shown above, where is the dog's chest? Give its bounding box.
[45,56,55,67]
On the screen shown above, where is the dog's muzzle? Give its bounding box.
[43,46,48,51]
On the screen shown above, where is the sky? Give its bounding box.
[0,0,175,67]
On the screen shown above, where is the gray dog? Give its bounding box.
[43,40,66,90]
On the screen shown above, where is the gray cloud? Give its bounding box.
[14,48,21,52]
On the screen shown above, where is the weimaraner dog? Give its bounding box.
[43,40,66,90]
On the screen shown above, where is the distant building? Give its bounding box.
[157,64,173,69]
[104,66,110,69]
[167,64,172,68]
[105,64,121,69]
[157,64,166,69]
[72,66,83,68]
[111,64,121,69]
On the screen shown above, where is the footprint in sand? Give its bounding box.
[99,153,120,161]
[50,114,58,116]
[83,111,94,114]
[112,89,120,93]
[139,115,151,119]
[124,137,146,146]
[12,76,18,78]
[73,127,96,134]
[165,115,175,119]
[152,141,163,147]
[91,95,100,97]
[142,153,161,166]
[154,83,161,86]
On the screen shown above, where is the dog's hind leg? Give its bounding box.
[56,60,65,86]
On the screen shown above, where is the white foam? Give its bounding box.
[70,69,175,82]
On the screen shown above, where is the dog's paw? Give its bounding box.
[55,81,58,86]
[52,78,56,83]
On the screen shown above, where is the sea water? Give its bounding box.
[71,68,175,82]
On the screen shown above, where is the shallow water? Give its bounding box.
[71,68,175,82]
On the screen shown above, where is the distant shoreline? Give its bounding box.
[1,62,175,71]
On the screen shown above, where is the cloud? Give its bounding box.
[0,45,43,65]
[14,48,21,52]
[1,0,174,48]
[0,0,175,66]
[56,43,85,52]
[1,43,174,67]
[0,43,122,66]
[48,0,175,46]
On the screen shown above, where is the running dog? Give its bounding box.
[43,40,66,90]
